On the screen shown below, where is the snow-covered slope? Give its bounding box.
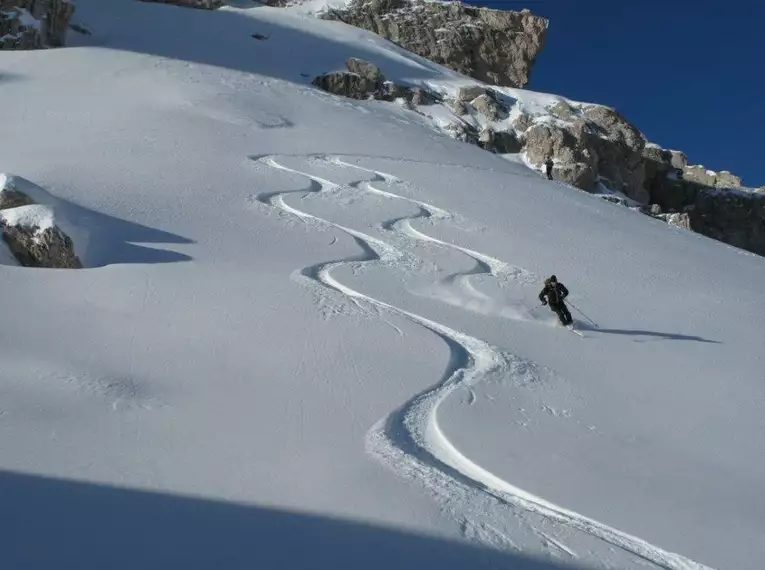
[1,2,764,569]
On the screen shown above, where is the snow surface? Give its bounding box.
[0,1,764,569]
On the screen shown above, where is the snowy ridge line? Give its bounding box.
[253,154,713,570]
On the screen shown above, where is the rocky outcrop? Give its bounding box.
[683,165,742,189]
[689,191,765,255]
[472,93,506,122]
[581,105,647,202]
[518,102,649,202]
[456,85,487,102]
[0,186,35,210]
[323,0,548,88]
[312,58,439,105]
[478,127,521,154]
[2,216,83,268]
[0,177,82,268]
[139,0,224,8]
[0,0,74,49]
[638,145,765,254]
[313,71,375,100]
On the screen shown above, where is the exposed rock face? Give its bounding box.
[640,146,764,254]
[654,212,692,230]
[472,93,506,122]
[478,128,521,154]
[443,121,479,145]
[456,85,487,102]
[683,165,742,189]
[2,221,83,268]
[346,57,385,86]
[549,100,577,121]
[690,191,765,255]
[523,122,600,188]
[0,0,74,49]
[524,122,585,166]
[520,104,649,201]
[0,179,82,268]
[581,105,647,201]
[0,187,35,210]
[324,0,548,88]
[556,162,598,190]
[139,0,224,9]
[313,71,376,100]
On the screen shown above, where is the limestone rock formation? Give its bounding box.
[0,0,74,49]
[683,165,742,189]
[2,214,83,269]
[520,104,649,202]
[689,191,765,255]
[312,58,439,105]
[0,177,83,268]
[0,186,35,210]
[324,0,548,88]
[456,85,487,102]
[312,71,372,100]
[549,100,578,121]
[478,128,521,154]
[472,93,506,122]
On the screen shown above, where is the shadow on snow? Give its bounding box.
[581,325,720,344]
[0,469,596,570]
[65,199,194,267]
[68,0,453,89]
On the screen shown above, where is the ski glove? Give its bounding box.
[541,300,548,305]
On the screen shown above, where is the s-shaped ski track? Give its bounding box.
[252,154,713,570]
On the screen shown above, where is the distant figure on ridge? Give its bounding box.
[539,275,572,325]
[544,156,554,180]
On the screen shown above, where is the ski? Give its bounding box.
[565,324,585,337]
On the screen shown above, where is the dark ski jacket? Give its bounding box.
[539,281,568,307]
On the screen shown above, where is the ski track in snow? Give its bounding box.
[252,154,713,570]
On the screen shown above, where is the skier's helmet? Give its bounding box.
[549,275,557,282]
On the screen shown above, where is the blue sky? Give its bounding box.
[466,0,762,187]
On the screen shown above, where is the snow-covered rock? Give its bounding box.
[0,205,82,268]
[312,57,439,104]
[477,127,521,154]
[0,0,74,48]
[0,174,86,267]
[683,164,743,189]
[471,93,506,122]
[456,84,487,102]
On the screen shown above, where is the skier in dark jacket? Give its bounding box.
[544,157,554,180]
[538,275,572,325]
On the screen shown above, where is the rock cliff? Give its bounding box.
[323,0,548,88]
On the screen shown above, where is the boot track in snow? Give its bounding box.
[251,154,713,570]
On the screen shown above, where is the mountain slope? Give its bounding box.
[1,2,763,569]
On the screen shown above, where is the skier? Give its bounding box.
[538,275,573,325]
[544,156,554,180]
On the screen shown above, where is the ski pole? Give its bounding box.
[568,301,598,328]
